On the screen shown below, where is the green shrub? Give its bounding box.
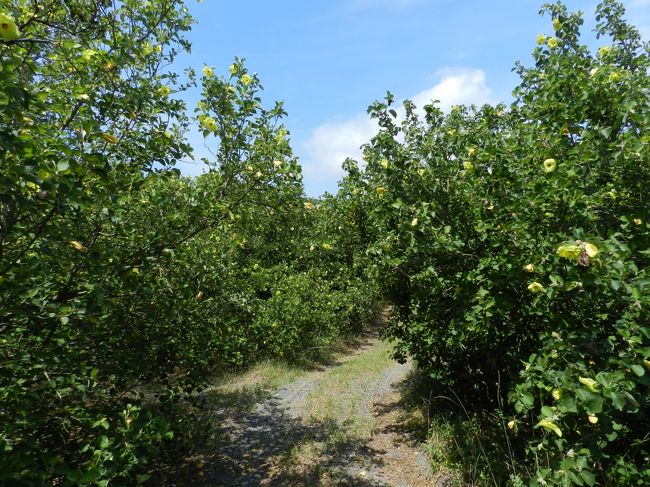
[348,1,649,483]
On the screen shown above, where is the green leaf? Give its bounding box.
[581,470,596,486]
[630,364,645,377]
[98,435,110,449]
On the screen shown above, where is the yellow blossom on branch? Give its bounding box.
[241,74,252,86]
[584,243,599,258]
[0,13,20,42]
[557,244,581,261]
[543,158,557,172]
[201,116,217,131]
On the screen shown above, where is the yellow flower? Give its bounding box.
[633,218,642,225]
[273,160,282,168]
[309,244,315,252]
[551,388,563,401]
[608,71,622,83]
[411,218,418,227]
[322,243,332,251]
[70,240,87,252]
[543,158,556,172]
[598,46,611,58]
[376,186,385,194]
[584,243,599,258]
[557,244,581,261]
[417,168,426,177]
[507,420,516,430]
[547,37,559,49]
[552,18,562,31]
[524,264,535,273]
[537,419,562,437]
[467,147,476,157]
[229,63,238,75]
[201,116,217,131]
[588,414,598,424]
[579,377,599,392]
[101,133,118,144]
[528,282,545,294]
[0,13,20,42]
[380,158,389,169]
[304,202,314,210]
[463,161,475,172]
[589,67,598,77]
[202,65,214,77]
[536,34,547,45]
[158,85,171,97]
[76,93,90,102]
[255,171,262,178]
[241,74,252,86]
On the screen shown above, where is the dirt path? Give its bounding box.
[198,332,434,486]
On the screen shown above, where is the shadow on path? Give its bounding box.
[200,389,389,486]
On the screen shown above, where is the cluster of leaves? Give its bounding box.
[0,1,377,485]
[344,1,649,484]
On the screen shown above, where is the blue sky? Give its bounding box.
[175,0,649,196]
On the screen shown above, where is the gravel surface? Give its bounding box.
[200,333,433,486]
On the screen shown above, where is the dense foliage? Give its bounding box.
[0,1,377,484]
[347,1,649,484]
[2,0,648,485]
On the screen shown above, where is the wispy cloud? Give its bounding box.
[301,67,493,182]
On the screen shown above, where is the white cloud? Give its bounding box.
[301,67,493,181]
[302,114,378,177]
[411,68,493,114]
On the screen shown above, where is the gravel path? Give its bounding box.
[200,333,433,486]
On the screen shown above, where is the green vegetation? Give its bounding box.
[347,1,650,485]
[0,1,377,484]
[1,0,648,485]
